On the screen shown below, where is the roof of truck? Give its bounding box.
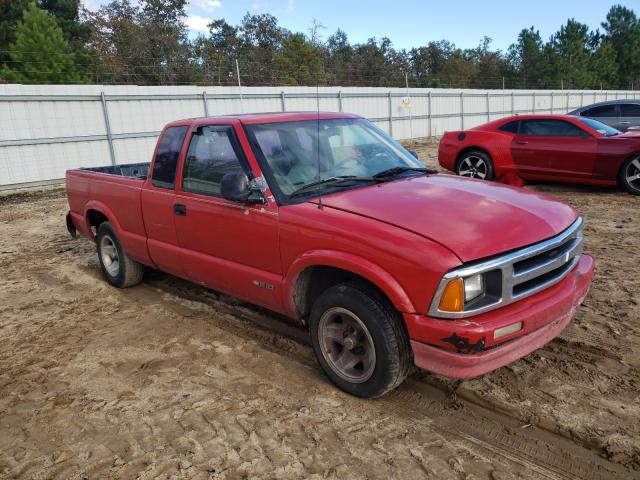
[166,111,362,128]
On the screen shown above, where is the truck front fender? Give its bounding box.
[283,250,417,318]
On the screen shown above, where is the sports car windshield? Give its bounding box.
[245,118,424,198]
[578,117,620,137]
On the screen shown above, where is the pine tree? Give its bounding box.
[1,2,88,84]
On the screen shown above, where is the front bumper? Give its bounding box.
[406,253,594,379]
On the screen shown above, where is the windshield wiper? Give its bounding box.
[372,166,434,181]
[289,176,374,197]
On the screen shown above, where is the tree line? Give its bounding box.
[1,0,639,89]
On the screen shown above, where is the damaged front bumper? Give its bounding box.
[405,254,594,379]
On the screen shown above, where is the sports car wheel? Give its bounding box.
[456,151,494,180]
[620,156,640,195]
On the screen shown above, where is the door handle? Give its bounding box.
[173,204,187,216]
[620,121,630,125]
[516,140,528,145]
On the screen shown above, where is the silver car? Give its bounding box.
[570,99,640,132]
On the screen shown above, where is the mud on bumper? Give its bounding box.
[407,254,595,379]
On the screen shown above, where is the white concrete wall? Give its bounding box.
[1,84,638,188]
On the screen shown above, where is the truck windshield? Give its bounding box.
[245,118,424,199]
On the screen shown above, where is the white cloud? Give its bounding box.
[80,0,103,11]
[185,14,212,33]
[188,0,222,12]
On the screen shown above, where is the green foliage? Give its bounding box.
[1,2,88,83]
[601,5,640,87]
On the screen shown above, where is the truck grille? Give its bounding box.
[429,217,584,319]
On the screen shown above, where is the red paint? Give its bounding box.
[438,114,640,187]
[66,112,595,379]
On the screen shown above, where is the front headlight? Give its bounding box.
[464,273,483,302]
[437,273,486,313]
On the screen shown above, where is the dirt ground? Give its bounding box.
[1,141,639,479]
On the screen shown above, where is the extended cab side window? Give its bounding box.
[152,126,189,189]
[520,120,587,137]
[182,126,247,196]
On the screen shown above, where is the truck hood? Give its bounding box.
[312,175,578,263]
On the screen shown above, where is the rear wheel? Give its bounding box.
[456,151,494,180]
[619,156,640,195]
[309,282,411,398]
[96,222,144,288]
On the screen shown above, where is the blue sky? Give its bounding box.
[83,0,640,51]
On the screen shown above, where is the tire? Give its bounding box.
[309,281,412,398]
[456,150,495,181]
[619,155,640,195]
[96,222,144,288]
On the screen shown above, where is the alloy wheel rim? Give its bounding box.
[100,235,119,277]
[459,155,487,179]
[626,157,640,191]
[318,307,376,383]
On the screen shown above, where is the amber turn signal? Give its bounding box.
[438,278,464,312]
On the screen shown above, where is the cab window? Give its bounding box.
[182,126,248,197]
[152,126,189,189]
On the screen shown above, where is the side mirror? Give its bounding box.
[409,150,419,160]
[221,172,266,204]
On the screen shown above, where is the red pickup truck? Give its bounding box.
[66,112,594,398]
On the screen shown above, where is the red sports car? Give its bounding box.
[438,114,640,195]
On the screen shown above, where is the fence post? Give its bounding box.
[550,91,554,113]
[580,91,584,106]
[281,91,286,112]
[427,90,432,138]
[532,91,536,114]
[486,91,490,122]
[511,91,515,115]
[460,91,465,130]
[338,90,343,112]
[566,91,570,112]
[202,91,209,116]
[100,91,116,166]
[388,90,393,136]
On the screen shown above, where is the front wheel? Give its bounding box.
[456,151,494,180]
[309,282,411,398]
[619,156,640,195]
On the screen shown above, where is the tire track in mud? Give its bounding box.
[134,272,635,480]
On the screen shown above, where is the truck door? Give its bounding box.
[173,123,283,312]
[141,125,189,278]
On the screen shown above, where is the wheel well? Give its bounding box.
[293,266,395,321]
[455,146,492,170]
[617,152,640,184]
[86,209,109,236]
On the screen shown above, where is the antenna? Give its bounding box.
[316,75,323,209]
[235,58,244,113]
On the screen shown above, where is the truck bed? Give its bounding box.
[66,164,152,265]
[81,162,150,179]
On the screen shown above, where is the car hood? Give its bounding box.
[312,175,578,263]
[617,130,640,138]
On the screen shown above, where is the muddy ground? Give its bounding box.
[0,141,639,479]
